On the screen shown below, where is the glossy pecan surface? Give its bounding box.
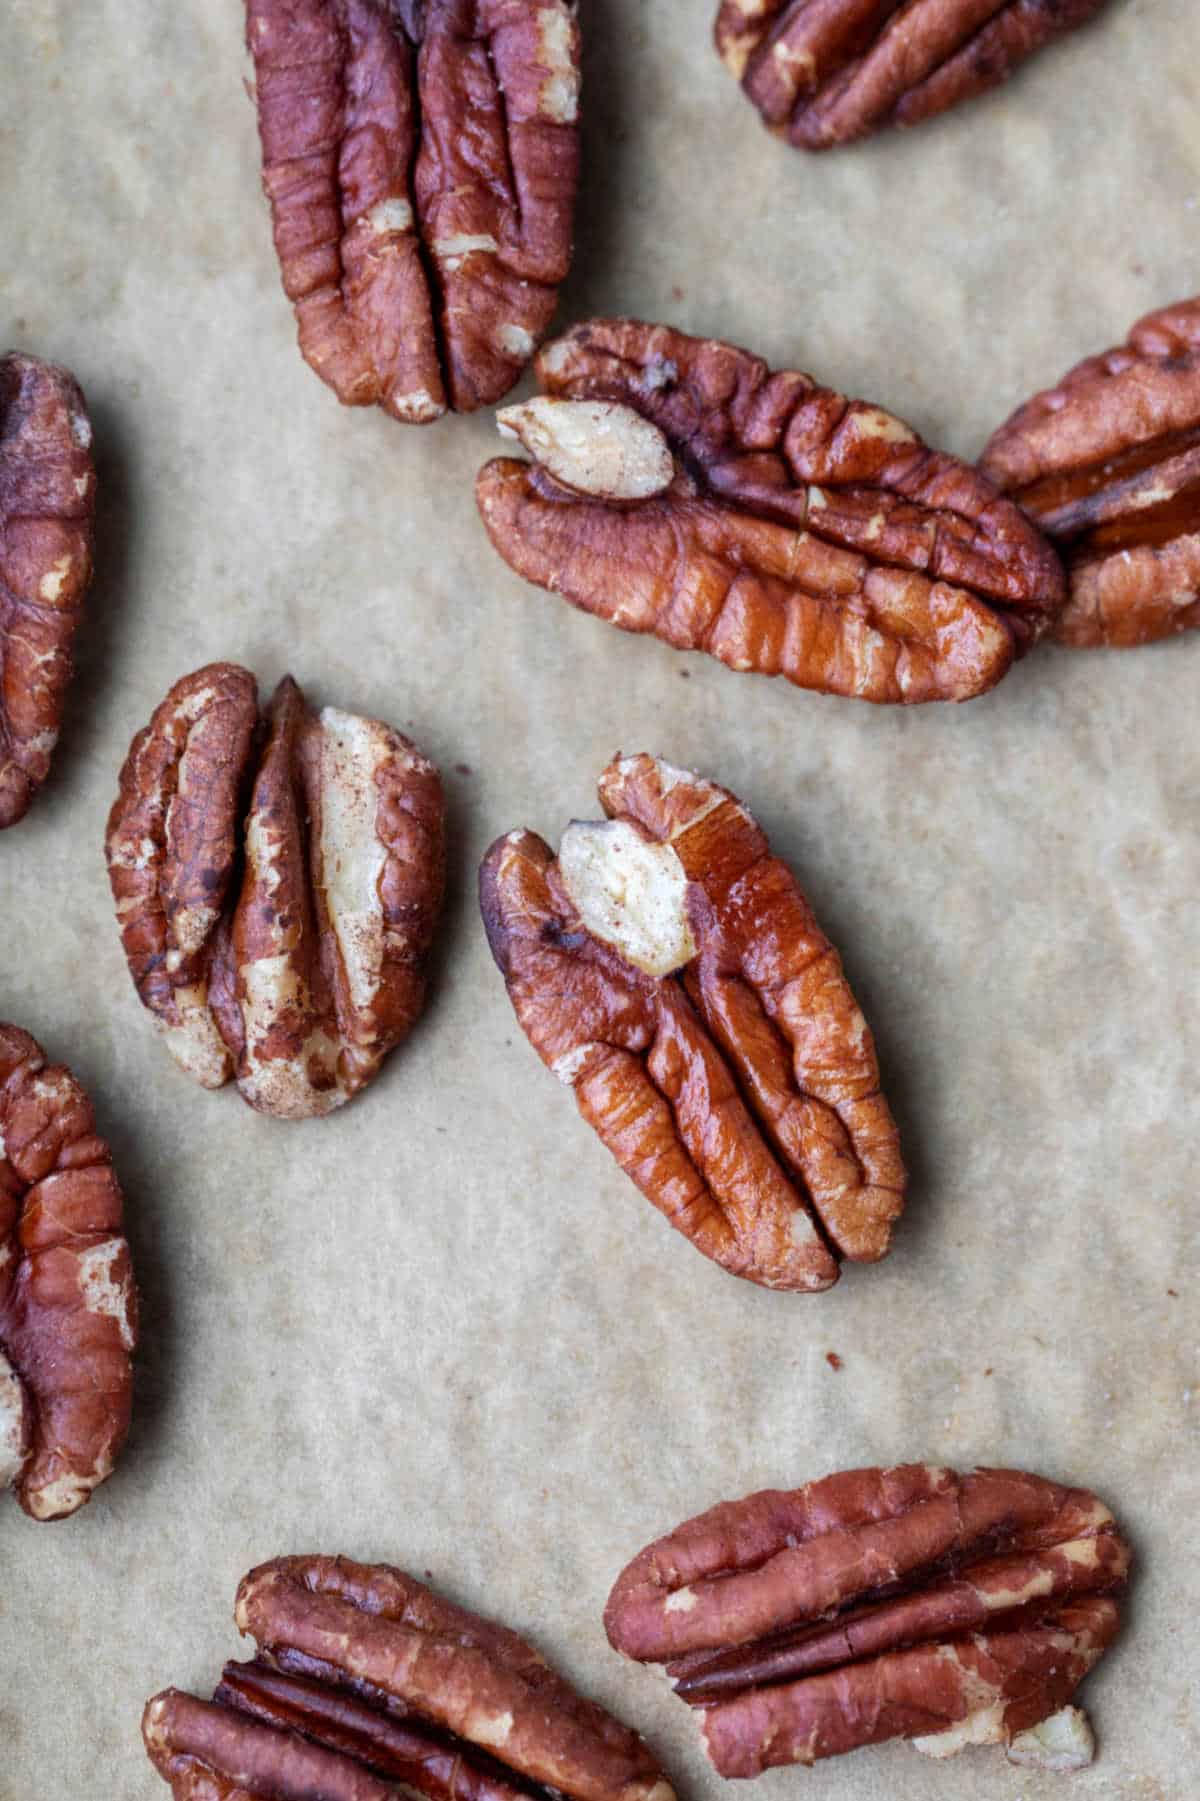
[606,1464,1129,1774]
[477,320,1063,704]
[0,1024,137,1521]
[480,754,905,1290]
[0,352,95,828]
[144,1556,676,1801]
[982,296,1200,647]
[106,663,445,1119]
[715,0,1109,150]
[246,0,581,421]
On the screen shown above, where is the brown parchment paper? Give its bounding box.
[1,0,1197,1794]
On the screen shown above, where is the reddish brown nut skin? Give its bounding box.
[480,755,905,1289]
[0,1024,137,1522]
[715,0,1109,151]
[245,0,581,422]
[107,664,446,1119]
[982,296,1200,647]
[477,319,1063,704]
[215,1661,547,1801]
[143,1557,677,1801]
[0,353,96,828]
[606,1464,1129,1773]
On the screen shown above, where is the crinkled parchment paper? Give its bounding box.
[1,1,1197,1794]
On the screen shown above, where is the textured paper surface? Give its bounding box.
[1,1,1197,1794]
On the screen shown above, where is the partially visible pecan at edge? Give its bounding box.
[0,352,96,828]
[606,1464,1130,1775]
[1,1024,137,1521]
[143,1555,678,1801]
[480,754,905,1290]
[476,320,1063,704]
[246,1,581,422]
[982,296,1200,647]
[715,1,1110,150]
[106,663,445,1119]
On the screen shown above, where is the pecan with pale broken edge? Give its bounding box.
[0,352,96,828]
[982,295,1200,647]
[605,1463,1129,1774]
[480,753,904,1289]
[143,1556,677,1801]
[246,0,581,422]
[106,663,445,1119]
[715,0,1109,151]
[0,1024,137,1521]
[477,320,1063,704]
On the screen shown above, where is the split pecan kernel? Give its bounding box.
[143,1556,677,1801]
[106,663,445,1120]
[0,352,96,828]
[606,1464,1129,1775]
[245,0,581,422]
[715,0,1110,150]
[476,320,1063,704]
[981,296,1200,648]
[480,753,904,1290]
[0,1024,137,1522]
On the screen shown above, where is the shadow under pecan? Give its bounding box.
[606,1464,1129,1775]
[0,352,96,828]
[476,320,1063,704]
[143,1555,677,1801]
[982,296,1200,648]
[106,662,445,1120]
[0,1024,137,1521]
[480,754,905,1290]
[714,0,1109,151]
[245,0,581,422]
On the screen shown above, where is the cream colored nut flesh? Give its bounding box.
[496,398,674,500]
[1007,1707,1095,1772]
[558,819,696,976]
[0,1346,28,1491]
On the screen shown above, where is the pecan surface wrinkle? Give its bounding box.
[981,295,1200,647]
[143,1556,677,1801]
[476,320,1062,704]
[715,0,1109,150]
[0,1024,137,1521]
[245,0,581,421]
[606,1464,1129,1774]
[106,663,445,1119]
[0,352,96,828]
[480,753,904,1289]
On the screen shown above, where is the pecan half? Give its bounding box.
[0,352,96,828]
[480,754,904,1289]
[0,1024,137,1521]
[981,296,1200,648]
[715,1,1109,150]
[106,663,445,1119]
[476,320,1063,704]
[605,1464,1129,1774]
[246,0,581,422]
[143,1556,677,1801]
